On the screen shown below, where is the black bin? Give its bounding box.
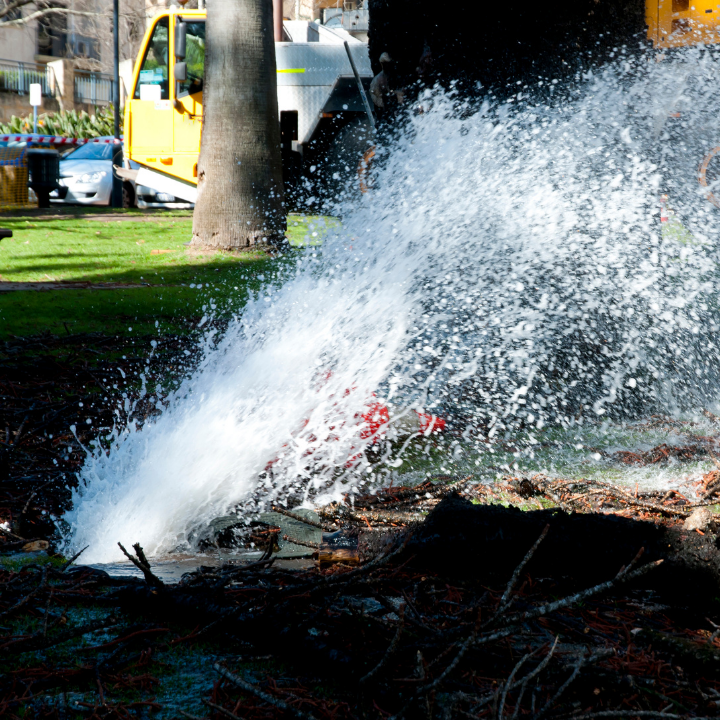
[27,148,60,208]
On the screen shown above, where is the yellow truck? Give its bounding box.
[123,2,720,205]
[123,6,373,204]
[647,0,720,48]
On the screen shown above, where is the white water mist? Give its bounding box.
[64,46,720,562]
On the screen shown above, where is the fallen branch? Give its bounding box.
[495,524,550,616]
[533,648,614,720]
[359,605,405,686]
[0,566,48,619]
[117,542,164,588]
[496,645,543,719]
[203,699,242,719]
[495,558,663,629]
[60,545,88,572]
[4,616,120,654]
[272,505,330,530]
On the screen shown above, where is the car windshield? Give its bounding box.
[64,143,114,161]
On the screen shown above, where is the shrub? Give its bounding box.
[0,106,121,139]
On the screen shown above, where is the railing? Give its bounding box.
[74,71,115,105]
[0,59,54,96]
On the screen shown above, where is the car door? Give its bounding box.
[172,17,205,185]
[126,16,174,176]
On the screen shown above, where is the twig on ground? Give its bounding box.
[532,649,613,720]
[272,505,330,530]
[390,612,488,720]
[203,699,242,719]
[3,616,120,654]
[471,637,559,714]
[213,663,318,720]
[497,646,543,719]
[0,565,48,619]
[117,542,164,588]
[61,545,88,572]
[495,559,663,629]
[177,710,207,720]
[360,605,405,686]
[552,713,717,720]
[495,524,550,616]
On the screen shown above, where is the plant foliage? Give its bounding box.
[0,106,121,138]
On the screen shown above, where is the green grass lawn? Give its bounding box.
[0,211,329,337]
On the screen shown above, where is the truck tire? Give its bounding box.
[319,117,374,201]
[122,183,135,209]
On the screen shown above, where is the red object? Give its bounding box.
[265,383,445,473]
[358,398,390,439]
[659,195,669,223]
[416,411,446,434]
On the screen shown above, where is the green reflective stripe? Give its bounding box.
[277,68,305,73]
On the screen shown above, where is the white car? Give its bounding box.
[136,185,194,210]
[50,138,137,207]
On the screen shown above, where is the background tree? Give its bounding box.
[0,0,146,76]
[191,0,286,249]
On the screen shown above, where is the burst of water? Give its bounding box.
[63,46,720,562]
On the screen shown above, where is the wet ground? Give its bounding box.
[91,553,315,583]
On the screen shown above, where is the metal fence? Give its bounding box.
[0,59,54,96]
[74,71,115,105]
[0,147,31,210]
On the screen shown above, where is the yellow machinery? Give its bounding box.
[645,0,720,207]
[647,0,720,48]
[124,9,205,199]
[123,7,373,203]
[124,4,720,203]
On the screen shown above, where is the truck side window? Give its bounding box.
[178,21,205,98]
[134,17,169,100]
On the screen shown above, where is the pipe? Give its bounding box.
[273,0,283,42]
[343,40,376,129]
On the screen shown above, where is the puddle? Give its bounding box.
[90,550,314,582]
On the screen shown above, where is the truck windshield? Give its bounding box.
[134,17,169,100]
[178,21,205,98]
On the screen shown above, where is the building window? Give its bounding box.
[0,1,22,22]
[37,6,69,57]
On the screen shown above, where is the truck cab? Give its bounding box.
[124,8,373,203]
[647,0,720,48]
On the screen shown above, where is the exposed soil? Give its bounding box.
[2,333,720,719]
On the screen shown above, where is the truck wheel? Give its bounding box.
[122,183,135,209]
[319,117,374,200]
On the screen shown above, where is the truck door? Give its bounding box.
[172,18,204,185]
[126,17,174,175]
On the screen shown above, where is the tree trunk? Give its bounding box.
[192,0,285,249]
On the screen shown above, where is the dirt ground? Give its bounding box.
[2,332,720,718]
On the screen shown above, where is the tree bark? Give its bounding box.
[192,0,286,249]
